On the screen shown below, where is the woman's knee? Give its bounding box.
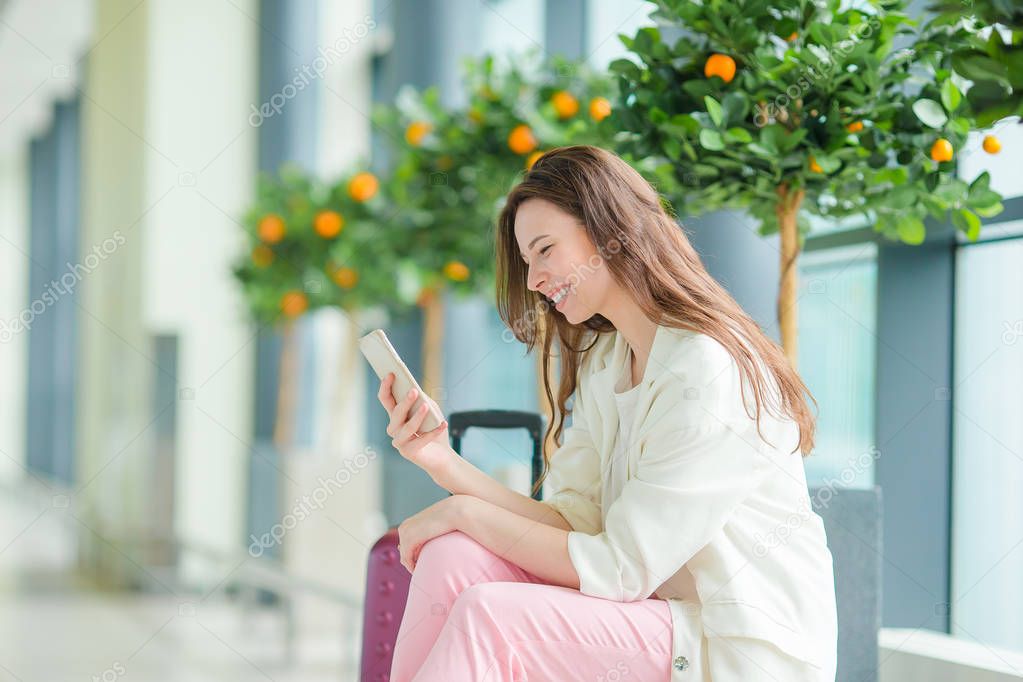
[415,530,491,569]
[449,581,523,621]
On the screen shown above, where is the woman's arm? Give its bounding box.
[432,454,574,532]
[454,494,580,589]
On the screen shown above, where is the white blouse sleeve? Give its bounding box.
[566,407,774,603]
[541,391,604,536]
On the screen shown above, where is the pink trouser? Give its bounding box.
[389,530,674,682]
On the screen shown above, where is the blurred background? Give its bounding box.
[0,0,1021,680]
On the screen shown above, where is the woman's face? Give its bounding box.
[514,198,613,324]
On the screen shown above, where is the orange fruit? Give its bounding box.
[258,214,286,243]
[405,121,431,146]
[551,90,579,119]
[846,121,864,133]
[808,155,823,173]
[443,260,470,282]
[704,53,737,83]
[313,210,344,238]
[930,138,954,162]
[982,135,1001,154]
[252,245,274,267]
[508,124,537,155]
[348,172,379,202]
[280,290,308,318]
[331,266,358,289]
[787,32,798,42]
[526,150,544,170]
[589,97,612,122]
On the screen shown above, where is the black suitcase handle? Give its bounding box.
[447,410,546,501]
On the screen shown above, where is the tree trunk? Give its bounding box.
[419,286,445,412]
[273,318,299,450]
[328,310,362,453]
[776,184,805,369]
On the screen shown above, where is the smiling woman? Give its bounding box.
[389,145,838,682]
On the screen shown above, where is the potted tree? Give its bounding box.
[610,0,1007,366]
[372,49,617,430]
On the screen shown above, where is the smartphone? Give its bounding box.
[358,328,444,432]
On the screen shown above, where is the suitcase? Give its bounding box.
[359,409,546,682]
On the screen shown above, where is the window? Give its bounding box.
[951,220,1023,652]
[798,242,878,488]
[586,1,653,69]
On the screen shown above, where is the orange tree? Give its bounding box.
[926,0,1023,126]
[370,49,617,403]
[610,0,1007,366]
[231,163,404,325]
[372,49,617,305]
[233,51,616,332]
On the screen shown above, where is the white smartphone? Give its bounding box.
[358,328,444,432]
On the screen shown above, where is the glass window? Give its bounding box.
[959,119,1023,201]
[479,0,545,56]
[951,225,1023,652]
[798,242,878,488]
[442,294,540,493]
[586,1,653,69]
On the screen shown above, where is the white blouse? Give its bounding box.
[543,324,838,681]
[603,343,642,530]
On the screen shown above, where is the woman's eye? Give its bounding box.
[540,245,552,256]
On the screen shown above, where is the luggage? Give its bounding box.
[359,409,546,681]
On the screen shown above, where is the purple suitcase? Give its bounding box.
[359,410,545,681]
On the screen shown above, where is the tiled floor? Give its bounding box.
[0,489,361,682]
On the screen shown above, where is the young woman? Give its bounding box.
[379,145,838,681]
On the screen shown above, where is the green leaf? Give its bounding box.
[874,167,908,185]
[704,96,724,127]
[680,139,698,161]
[672,114,702,136]
[912,99,948,128]
[815,154,841,173]
[699,129,725,151]
[951,51,1010,86]
[969,188,1002,208]
[691,163,720,177]
[935,178,969,204]
[952,208,981,241]
[663,136,682,160]
[888,186,917,208]
[720,92,750,128]
[780,128,808,152]
[809,22,836,47]
[940,79,961,112]
[974,202,1003,218]
[969,171,991,193]
[759,125,784,154]
[896,214,926,245]
[724,127,753,143]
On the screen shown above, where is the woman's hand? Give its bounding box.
[378,372,453,479]
[397,495,468,573]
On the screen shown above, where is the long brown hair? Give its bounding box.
[494,145,818,496]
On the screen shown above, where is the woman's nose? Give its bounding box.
[527,266,545,292]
